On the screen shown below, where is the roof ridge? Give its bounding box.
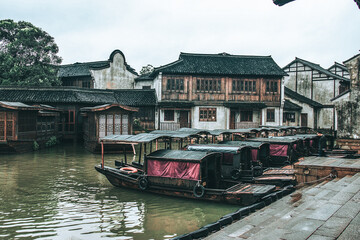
[290,57,349,81]
[180,52,272,58]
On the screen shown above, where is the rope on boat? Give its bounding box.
[297,170,337,187]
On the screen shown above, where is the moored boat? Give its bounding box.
[95,148,277,206]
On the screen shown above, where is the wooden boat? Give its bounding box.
[245,137,300,167]
[185,144,256,180]
[219,140,271,168]
[95,148,276,206]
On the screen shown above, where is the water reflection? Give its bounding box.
[0,144,238,239]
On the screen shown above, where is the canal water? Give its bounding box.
[0,144,239,240]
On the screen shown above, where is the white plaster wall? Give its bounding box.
[192,106,228,130]
[318,108,334,129]
[262,107,282,126]
[284,97,315,128]
[313,80,335,104]
[92,53,136,89]
[153,73,162,101]
[134,80,154,89]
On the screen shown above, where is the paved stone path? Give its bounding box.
[205,173,360,240]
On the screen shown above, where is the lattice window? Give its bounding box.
[196,78,221,92]
[114,114,121,135]
[99,114,106,138]
[199,108,217,122]
[122,114,128,134]
[107,114,113,135]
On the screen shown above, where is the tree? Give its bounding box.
[0,19,62,86]
[139,64,154,75]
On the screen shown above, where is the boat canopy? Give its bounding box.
[186,144,250,154]
[146,149,215,162]
[246,137,298,144]
[219,141,270,149]
[145,149,220,181]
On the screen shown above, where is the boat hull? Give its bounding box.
[95,165,276,206]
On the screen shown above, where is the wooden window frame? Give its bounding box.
[196,78,221,92]
[199,108,217,122]
[266,80,278,94]
[164,110,175,121]
[283,112,295,123]
[233,79,256,93]
[240,110,253,122]
[166,78,184,92]
[266,109,275,122]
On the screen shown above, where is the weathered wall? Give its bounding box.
[92,52,136,89]
[284,97,315,128]
[335,54,360,139]
[318,107,334,130]
[192,106,229,130]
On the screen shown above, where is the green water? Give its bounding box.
[0,144,238,240]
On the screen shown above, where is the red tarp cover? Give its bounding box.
[147,159,200,180]
[251,149,258,161]
[270,144,288,157]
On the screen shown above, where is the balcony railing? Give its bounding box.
[235,122,259,129]
[160,122,181,131]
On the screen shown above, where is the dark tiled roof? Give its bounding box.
[328,62,348,72]
[58,50,138,78]
[284,57,349,82]
[113,89,157,106]
[284,99,302,111]
[355,0,360,9]
[284,87,323,108]
[331,89,351,102]
[273,0,295,6]
[151,52,287,77]
[0,87,156,106]
[58,61,109,77]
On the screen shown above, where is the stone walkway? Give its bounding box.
[204,173,360,240]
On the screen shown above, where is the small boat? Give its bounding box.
[95,149,277,206]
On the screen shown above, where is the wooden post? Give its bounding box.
[123,146,127,164]
[138,143,142,165]
[101,142,104,169]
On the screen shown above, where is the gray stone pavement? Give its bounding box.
[204,173,360,240]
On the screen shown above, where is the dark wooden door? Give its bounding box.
[179,111,189,128]
[301,113,308,127]
[230,111,236,129]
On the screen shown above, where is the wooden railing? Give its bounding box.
[160,122,181,131]
[235,122,259,129]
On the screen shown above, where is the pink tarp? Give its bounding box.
[270,144,288,157]
[251,149,258,161]
[147,159,200,180]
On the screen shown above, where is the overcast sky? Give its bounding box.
[1,0,359,73]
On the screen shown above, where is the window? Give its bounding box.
[166,78,184,91]
[196,78,221,92]
[82,80,91,88]
[164,110,174,121]
[283,112,295,122]
[240,111,253,122]
[199,108,217,122]
[233,79,256,93]
[266,109,275,122]
[266,80,278,94]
